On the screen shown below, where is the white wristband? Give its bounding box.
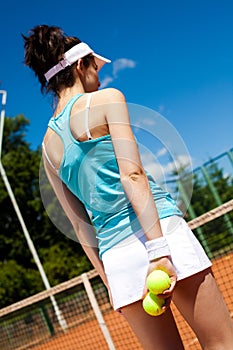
[145,237,171,262]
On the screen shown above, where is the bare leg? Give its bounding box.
[173,267,233,350]
[121,300,184,350]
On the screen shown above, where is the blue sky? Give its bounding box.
[0,0,232,175]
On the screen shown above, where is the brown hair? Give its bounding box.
[22,25,94,97]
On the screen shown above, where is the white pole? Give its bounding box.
[0,90,7,159]
[0,90,67,331]
[81,273,116,350]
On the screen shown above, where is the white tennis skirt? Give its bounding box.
[102,216,212,310]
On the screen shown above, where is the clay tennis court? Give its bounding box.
[35,252,233,350]
[0,202,232,350]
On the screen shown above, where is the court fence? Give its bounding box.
[0,200,233,350]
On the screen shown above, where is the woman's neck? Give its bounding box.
[54,84,85,116]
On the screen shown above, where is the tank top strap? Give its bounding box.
[47,93,83,146]
[85,93,93,140]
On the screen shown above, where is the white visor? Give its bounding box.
[44,42,111,82]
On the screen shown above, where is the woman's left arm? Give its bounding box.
[43,155,108,287]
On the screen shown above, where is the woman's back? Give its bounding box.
[43,90,182,258]
[43,89,111,170]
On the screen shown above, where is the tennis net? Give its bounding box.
[0,200,233,350]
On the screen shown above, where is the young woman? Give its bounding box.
[23,25,233,349]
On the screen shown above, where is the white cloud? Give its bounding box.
[156,147,168,158]
[141,118,156,126]
[140,152,192,183]
[158,105,165,113]
[113,58,136,77]
[140,153,166,182]
[101,58,136,89]
[100,76,114,88]
[173,155,192,170]
[100,58,137,88]
[162,155,192,174]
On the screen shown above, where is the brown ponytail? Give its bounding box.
[22,25,93,97]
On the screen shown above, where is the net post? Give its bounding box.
[81,273,116,350]
[40,304,55,336]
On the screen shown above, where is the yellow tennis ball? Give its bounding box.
[146,270,171,294]
[142,292,165,316]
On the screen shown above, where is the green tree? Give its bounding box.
[191,162,233,215]
[0,115,91,307]
[179,162,233,255]
[169,159,233,256]
[190,162,233,255]
[0,260,43,308]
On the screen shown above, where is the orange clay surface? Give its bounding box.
[35,253,233,350]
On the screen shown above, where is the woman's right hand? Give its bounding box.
[142,256,177,310]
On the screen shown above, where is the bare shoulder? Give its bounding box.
[93,88,126,105]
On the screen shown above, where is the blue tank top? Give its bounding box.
[47,93,182,259]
